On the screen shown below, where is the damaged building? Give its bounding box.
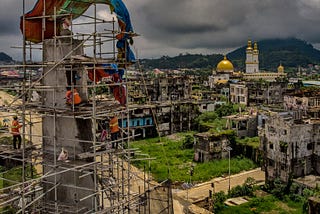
[259,111,320,183]
[225,112,258,138]
[125,71,227,137]
[230,80,288,106]
[284,88,320,119]
[194,131,231,162]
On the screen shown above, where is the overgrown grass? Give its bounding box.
[131,136,194,182]
[200,118,227,131]
[219,195,304,214]
[0,136,13,145]
[131,135,257,183]
[0,165,37,189]
[237,137,260,149]
[194,157,256,182]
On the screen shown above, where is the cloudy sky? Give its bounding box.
[1,0,320,61]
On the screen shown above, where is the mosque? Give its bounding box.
[208,39,287,88]
[208,55,234,87]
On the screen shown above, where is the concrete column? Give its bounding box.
[42,39,96,211]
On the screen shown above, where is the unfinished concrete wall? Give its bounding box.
[42,38,96,211]
[42,39,88,108]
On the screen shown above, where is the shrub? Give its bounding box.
[214,191,227,213]
[181,134,194,149]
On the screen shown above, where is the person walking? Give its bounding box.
[11,116,22,149]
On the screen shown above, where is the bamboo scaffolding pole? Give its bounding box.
[16,183,59,213]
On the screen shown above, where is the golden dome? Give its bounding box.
[217,56,234,71]
[277,64,284,73]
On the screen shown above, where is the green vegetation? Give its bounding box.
[195,103,246,131]
[0,136,12,145]
[228,38,320,71]
[237,137,260,149]
[0,206,16,214]
[0,165,37,213]
[3,89,17,97]
[194,157,256,182]
[131,136,194,182]
[229,177,256,198]
[131,135,256,182]
[194,106,262,162]
[217,177,320,214]
[215,103,246,118]
[195,111,218,124]
[212,178,307,214]
[0,165,37,189]
[181,133,194,149]
[219,195,304,214]
[141,53,223,70]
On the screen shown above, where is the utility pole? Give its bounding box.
[224,146,232,193]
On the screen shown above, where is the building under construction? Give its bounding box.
[0,0,173,213]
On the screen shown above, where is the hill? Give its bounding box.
[140,38,320,71]
[0,52,13,62]
[227,38,320,71]
[140,54,224,70]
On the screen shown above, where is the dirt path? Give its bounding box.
[173,168,265,213]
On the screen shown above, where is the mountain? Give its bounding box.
[140,54,224,70]
[0,52,13,62]
[140,38,320,71]
[227,38,320,71]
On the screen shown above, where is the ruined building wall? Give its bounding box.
[261,113,315,182]
[312,124,320,175]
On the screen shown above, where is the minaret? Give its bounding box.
[245,40,259,73]
[253,41,259,73]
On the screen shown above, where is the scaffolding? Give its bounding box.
[0,0,173,213]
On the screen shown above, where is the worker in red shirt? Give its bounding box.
[11,116,22,149]
[109,115,120,149]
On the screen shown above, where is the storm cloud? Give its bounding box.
[126,0,320,57]
[1,0,320,60]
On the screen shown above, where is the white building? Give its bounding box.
[245,40,259,73]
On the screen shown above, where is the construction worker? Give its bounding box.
[65,87,82,105]
[11,116,22,149]
[109,115,120,149]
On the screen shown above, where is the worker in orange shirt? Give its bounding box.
[65,87,82,105]
[11,116,22,149]
[109,115,120,149]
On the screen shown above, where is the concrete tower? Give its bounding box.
[246,40,259,73]
[42,38,96,212]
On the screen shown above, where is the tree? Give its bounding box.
[181,134,194,149]
[213,191,227,213]
[215,103,235,117]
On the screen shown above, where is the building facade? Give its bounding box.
[259,112,320,183]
